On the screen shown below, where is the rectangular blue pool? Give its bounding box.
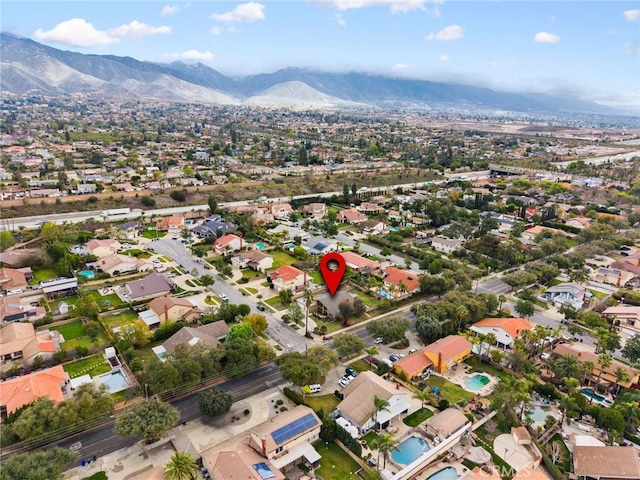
[391,436,430,465]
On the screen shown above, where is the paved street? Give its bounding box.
[147,238,312,353]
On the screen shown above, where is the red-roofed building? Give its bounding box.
[381,267,420,298]
[269,265,307,292]
[340,251,382,274]
[337,208,367,225]
[214,234,243,255]
[0,365,67,418]
[470,317,533,349]
[424,335,472,374]
[393,350,434,380]
[156,214,185,234]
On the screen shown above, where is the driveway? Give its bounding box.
[146,238,312,353]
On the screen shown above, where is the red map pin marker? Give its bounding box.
[319,252,346,296]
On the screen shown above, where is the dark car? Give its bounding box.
[257,304,266,311]
[345,366,358,377]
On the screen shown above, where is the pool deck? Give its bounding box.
[438,365,498,397]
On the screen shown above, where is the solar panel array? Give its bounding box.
[253,462,276,479]
[271,413,318,445]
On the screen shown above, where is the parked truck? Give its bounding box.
[101,208,131,217]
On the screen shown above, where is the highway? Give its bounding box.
[8,171,490,230]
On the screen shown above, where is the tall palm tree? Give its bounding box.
[484,333,498,359]
[373,394,390,431]
[612,367,629,397]
[455,305,468,332]
[412,388,434,409]
[303,289,314,337]
[372,433,399,470]
[553,354,580,380]
[579,360,595,387]
[595,353,613,399]
[164,452,198,480]
[364,346,378,371]
[498,294,506,311]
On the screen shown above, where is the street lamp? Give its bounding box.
[144,383,149,399]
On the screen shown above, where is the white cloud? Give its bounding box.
[624,9,640,21]
[336,13,346,26]
[439,54,449,61]
[624,42,640,55]
[392,63,409,71]
[533,32,560,43]
[164,50,214,62]
[327,0,442,14]
[211,2,265,23]
[34,18,117,47]
[161,5,180,16]
[487,60,501,67]
[33,18,171,47]
[425,24,464,42]
[108,20,171,40]
[210,26,224,36]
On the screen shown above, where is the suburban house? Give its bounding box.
[393,349,435,380]
[0,295,46,324]
[87,254,154,276]
[357,202,385,215]
[201,438,285,480]
[603,306,640,341]
[552,343,638,389]
[424,335,473,374]
[540,282,592,309]
[315,291,356,319]
[302,235,338,256]
[269,265,307,292]
[340,251,382,274]
[148,296,202,323]
[251,212,275,226]
[573,446,640,479]
[247,405,322,471]
[192,215,237,238]
[358,219,386,234]
[86,238,121,258]
[40,277,79,300]
[566,216,593,229]
[335,371,410,434]
[301,203,326,219]
[0,365,67,419]
[267,225,309,244]
[590,267,636,287]
[0,267,31,294]
[154,321,229,359]
[381,267,420,298]
[0,322,59,368]
[431,237,464,254]
[423,408,471,441]
[156,214,185,234]
[121,273,173,303]
[232,250,273,272]
[269,203,294,219]
[522,225,568,242]
[214,234,244,255]
[113,221,140,240]
[337,208,367,225]
[470,317,533,350]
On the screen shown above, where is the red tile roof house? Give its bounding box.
[155,214,185,234]
[340,251,382,274]
[269,265,307,292]
[214,234,244,255]
[337,208,368,225]
[0,322,59,368]
[0,365,68,419]
[381,267,420,298]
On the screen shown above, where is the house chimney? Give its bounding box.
[261,436,267,457]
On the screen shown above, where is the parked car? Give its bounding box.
[389,354,400,362]
[257,304,266,311]
[339,378,349,388]
[408,348,418,354]
[346,366,358,377]
[540,352,551,361]
[374,337,384,344]
[302,384,322,394]
[219,293,229,302]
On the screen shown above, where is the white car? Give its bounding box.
[540,352,551,361]
[374,337,384,344]
[339,378,349,388]
[219,293,229,302]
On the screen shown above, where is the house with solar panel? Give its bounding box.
[247,405,322,472]
[301,235,338,256]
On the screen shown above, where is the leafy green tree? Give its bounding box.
[199,274,215,286]
[333,332,365,357]
[622,335,640,363]
[0,447,76,480]
[0,230,17,251]
[276,352,322,387]
[224,337,258,378]
[366,317,408,343]
[164,451,198,480]
[415,315,442,343]
[115,399,179,442]
[373,433,398,469]
[288,302,304,326]
[40,222,63,245]
[278,288,294,305]
[207,194,219,214]
[199,387,233,417]
[515,299,535,319]
[140,357,181,394]
[10,398,58,440]
[73,295,101,319]
[242,313,268,335]
[226,322,254,341]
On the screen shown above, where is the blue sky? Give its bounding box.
[2,1,639,108]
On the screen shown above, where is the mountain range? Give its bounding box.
[0,32,627,116]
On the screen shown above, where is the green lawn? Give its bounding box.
[265,296,289,311]
[31,268,58,284]
[52,320,86,340]
[403,407,434,427]
[304,394,340,415]
[63,355,111,379]
[141,229,164,239]
[465,357,511,383]
[60,332,109,352]
[362,431,381,449]
[588,289,608,299]
[349,359,371,373]
[86,290,126,310]
[315,442,364,480]
[548,278,563,287]
[101,309,138,328]
[137,341,164,365]
[308,271,323,284]
[242,269,260,279]
[270,251,298,269]
[81,473,108,480]
[426,376,475,404]
[245,287,259,294]
[205,295,221,305]
[352,289,382,307]
[313,318,344,334]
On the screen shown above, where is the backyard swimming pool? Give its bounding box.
[256,243,267,249]
[391,436,430,465]
[94,369,128,393]
[78,270,95,279]
[527,405,553,423]
[581,387,613,406]
[378,289,395,300]
[427,467,459,480]
[464,374,490,391]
